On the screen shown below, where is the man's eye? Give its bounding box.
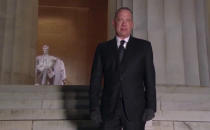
[117,19,123,22]
[126,19,131,22]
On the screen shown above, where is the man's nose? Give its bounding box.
[122,21,126,26]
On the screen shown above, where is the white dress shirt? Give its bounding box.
[116,36,130,49]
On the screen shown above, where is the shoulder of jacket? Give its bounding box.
[131,37,151,49]
[132,37,151,45]
[97,38,115,48]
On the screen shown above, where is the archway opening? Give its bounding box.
[37,0,108,85]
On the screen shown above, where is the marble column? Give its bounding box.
[133,0,148,39]
[108,0,117,39]
[207,0,210,86]
[147,0,167,84]
[0,0,37,84]
[0,0,7,83]
[181,0,200,85]
[195,0,209,86]
[122,0,133,10]
[164,0,186,85]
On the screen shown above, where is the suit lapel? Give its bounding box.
[108,38,118,70]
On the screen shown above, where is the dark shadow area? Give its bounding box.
[61,85,98,130]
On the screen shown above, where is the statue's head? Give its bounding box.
[42,45,49,55]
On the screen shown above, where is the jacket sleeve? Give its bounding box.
[144,42,156,112]
[89,44,103,112]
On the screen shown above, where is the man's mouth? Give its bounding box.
[121,28,127,31]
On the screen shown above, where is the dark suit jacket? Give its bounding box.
[89,36,156,121]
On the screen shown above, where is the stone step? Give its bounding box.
[0,89,209,100]
[156,85,210,94]
[0,85,89,93]
[33,120,97,130]
[1,94,209,111]
[0,85,209,111]
[0,120,98,130]
[0,85,209,94]
[159,93,210,111]
[0,109,89,120]
[0,85,209,123]
[155,110,210,122]
[0,99,89,109]
[0,92,88,100]
[1,120,210,130]
[0,120,208,130]
[0,109,210,122]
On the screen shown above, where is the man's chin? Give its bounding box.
[117,33,129,38]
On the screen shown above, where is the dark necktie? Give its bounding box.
[118,40,125,65]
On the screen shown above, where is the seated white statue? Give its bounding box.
[53,58,66,85]
[35,45,66,85]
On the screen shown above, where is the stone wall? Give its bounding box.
[108,0,210,86]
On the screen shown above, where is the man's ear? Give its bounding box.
[131,22,134,29]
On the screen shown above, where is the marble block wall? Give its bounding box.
[108,0,210,86]
[0,85,209,130]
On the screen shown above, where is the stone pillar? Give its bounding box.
[196,0,209,86]
[164,0,185,85]
[122,0,133,10]
[0,0,37,84]
[207,0,210,86]
[133,0,148,39]
[181,0,200,85]
[148,0,167,84]
[0,0,7,83]
[108,0,117,39]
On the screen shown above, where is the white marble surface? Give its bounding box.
[0,109,67,120]
[174,122,210,130]
[155,110,210,122]
[160,93,210,111]
[33,121,77,130]
[1,120,210,130]
[0,121,32,130]
[153,121,173,130]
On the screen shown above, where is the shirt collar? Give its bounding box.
[116,35,130,48]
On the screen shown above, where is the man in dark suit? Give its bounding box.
[89,7,156,130]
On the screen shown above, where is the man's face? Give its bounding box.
[113,9,133,39]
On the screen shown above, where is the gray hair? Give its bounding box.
[114,7,133,19]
